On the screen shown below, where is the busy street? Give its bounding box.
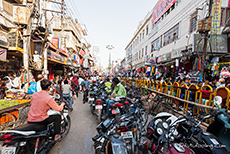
[0,0,230,154]
[49,95,98,154]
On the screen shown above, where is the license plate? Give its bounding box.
[2,147,16,154]
[89,98,95,101]
[112,108,120,114]
[121,131,133,139]
[95,105,103,109]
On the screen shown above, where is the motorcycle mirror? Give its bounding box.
[214,96,222,106]
[54,94,60,99]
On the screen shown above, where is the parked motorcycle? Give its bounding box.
[141,112,195,154]
[0,94,71,154]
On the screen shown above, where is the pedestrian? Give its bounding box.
[210,77,218,92]
[78,76,84,93]
[198,81,203,89]
[82,77,90,104]
[71,75,79,98]
[37,74,44,92]
[62,80,73,111]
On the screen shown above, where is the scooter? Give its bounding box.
[206,96,230,152]
[0,94,71,154]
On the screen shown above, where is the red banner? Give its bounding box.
[79,49,86,57]
[229,0,230,7]
[51,37,59,49]
[152,0,177,24]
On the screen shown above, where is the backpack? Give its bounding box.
[28,82,37,94]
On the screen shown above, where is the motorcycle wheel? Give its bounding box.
[61,115,71,138]
[91,105,95,115]
[18,138,45,154]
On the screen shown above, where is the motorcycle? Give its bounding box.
[141,112,195,154]
[206,96,230,152]
[93,115,141,154]
[0,94,71,154]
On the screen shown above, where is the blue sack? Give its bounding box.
[28,82,37,94]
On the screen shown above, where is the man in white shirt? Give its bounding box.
[78,76,84,93]
[37,74,44,92]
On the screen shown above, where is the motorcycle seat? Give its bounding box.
[111,103,124,107]
[0,130,36,136]
[15,123,47,132]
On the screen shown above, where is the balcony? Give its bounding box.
[4,0,32,4]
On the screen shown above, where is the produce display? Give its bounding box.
[0,99,31,110]
[0,100,19,110]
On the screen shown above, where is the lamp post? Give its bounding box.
[106,45,114,74]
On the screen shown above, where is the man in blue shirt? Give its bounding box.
[83,77,90,104]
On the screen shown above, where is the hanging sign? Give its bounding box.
[211,0,222,34]
[51,37,59,49]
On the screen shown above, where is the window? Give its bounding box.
[151,41,155,52]
[145,46,147,55]
[139,50,141,59]
[140,34,141,41]
[143,30,145,39]
[190,12,198,33]
[163,24,179,46]
[146,26,149,35]
[142,48,144,57]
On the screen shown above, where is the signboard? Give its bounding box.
[51,37,59,49]
[47,50,64,63]
[171,50,182,59]
[13,5,30,25]
[211,0,222,34]
[79,49,86,57]
[193,34,228,53]
[0,30,8,48]
[152,0,177,24]
[0,48,7,60]
[157,54,167,63]
[145,55,156,65]
[221,0,229,7]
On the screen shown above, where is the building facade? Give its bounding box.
[126,0,230,78]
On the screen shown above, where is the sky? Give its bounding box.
[66,0,157,69]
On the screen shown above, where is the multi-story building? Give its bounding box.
[126,0,230,78]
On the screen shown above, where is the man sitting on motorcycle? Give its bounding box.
[103,77,127,118]
[28,79,65,141]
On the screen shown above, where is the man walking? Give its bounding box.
[83,77,90,104]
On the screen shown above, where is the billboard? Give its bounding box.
[152,0,177,24]
[211,0,222,34]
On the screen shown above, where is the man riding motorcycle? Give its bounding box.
[103,77,127,119]
[27,79,65,141]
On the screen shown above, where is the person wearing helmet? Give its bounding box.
[104,78,112,93]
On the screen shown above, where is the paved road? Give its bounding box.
[49,94,98,154]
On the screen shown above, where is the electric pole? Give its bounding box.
[200,0,213,80]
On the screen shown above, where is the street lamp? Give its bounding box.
[106,45,114,74]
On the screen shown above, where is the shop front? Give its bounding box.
[47,47,67,79]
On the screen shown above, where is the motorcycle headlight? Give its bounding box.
[156,128,163,135]
[162,122,169,129]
